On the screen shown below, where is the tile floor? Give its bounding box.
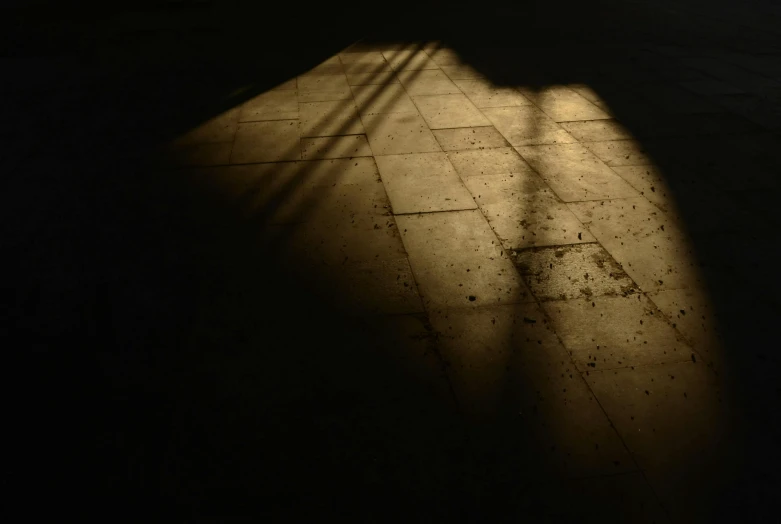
[165,39,781,522]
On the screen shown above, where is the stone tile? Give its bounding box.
[646,287,727,371]
[430,303,634,477]
[342,41,409,53]
[518,86,611,122]
[296,89,353,103]
[172,107,239,146]
[247,158,387,224]
[374,152,476,214]
[582,139,655,167]
[300,135,372,159]
[396,70,460,96]
[356,312,454,404]
[341,62,393,75]
[544,294,691,372]
[568,197,701,292]
[298,100,365,137]
[351,83,418,115]
[425,47,463,66]
[362,112,441,155]
[279,237,423,315]
[297,74,352,102]
[609,165,689,212]
[230,120,300,164]
[560,119,633,142]
[516,143,640,202]
[339,51,387,64]
[413,94,491,129]
[567,84,615,112]
[334,257,424,314]
[382,49,440,71]
[465,172,595,249]
[278,212,405,262]
[294,156,382,188]
[440,64,486,80]
[584,362,735,522]
[306,177,391,223]
[482,106,577,146]
[270,78,297,91]
[239,90,298,122]
[513,243,636,302]
[396,210,531,309]
[453,78,532,108]
[183,164,284,219]
[446,147,529,179]
[346,71,399,86]
[610,164,749,233]
[338,51,392,74]
[299,57,344,76]
[431,126,509,151]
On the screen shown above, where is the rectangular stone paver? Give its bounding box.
[250,158,386,224]
[430,303,635,477]
[439,64,486,80]
[516,143,640,202]
[465,172,595,249]
[431,126,509,151]
[299,56,345,76]
[172,107,239,146]
[518,86,612,122]
[397,70,460,96]
[362,112,442,155]
[300,135,372,160]
[338,51,392,75]
[453,78,533,108]
[382,49,440,71]
[230,120,300,163]
[396,210,531,309]
[299,100,365,137]
[513,243,636,301]
[568,197,701,292]
[646,287,726,370]
[482,106,577,146]
[543,294,691,372]
[331,257,425,315]
[346,71,400,86]
[351,83,418,115]
[413,94,491,129]
[585,361,732,523]
[297,74,352,102]
[560,119,633,142]
[446,147,530,179]
[239,90,299,122]
[425,47,463,66]
[281,213,406,265]
[375,152,476,214]
[583,139,655,166]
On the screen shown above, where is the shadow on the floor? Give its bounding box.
[4,0,780,521]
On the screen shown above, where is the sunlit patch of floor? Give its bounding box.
[164,39,769,520]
